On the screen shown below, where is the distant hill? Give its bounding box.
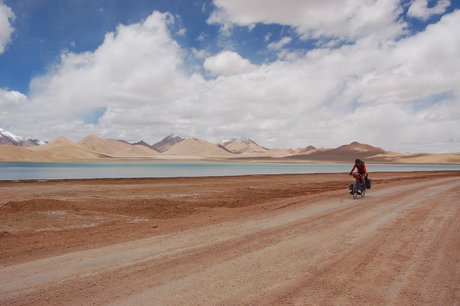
[284,141,460,164]
[0,145,47,161]
[132,140,159,152]
[28,137,106,160]
[77,134,159,157]
[163,137,233,157]
[287,142,388,162]
[151,134,185,153]
[0,131,459,164]
[219,138,268,154]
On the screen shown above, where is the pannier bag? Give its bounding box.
[365,177,372,189]
[349,183,365,194]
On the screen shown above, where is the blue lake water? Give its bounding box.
[0,162,459,180]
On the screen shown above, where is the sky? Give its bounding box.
[0,0,459,153]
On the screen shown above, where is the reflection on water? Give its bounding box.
[0,162,459,180]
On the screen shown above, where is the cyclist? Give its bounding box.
[349,158,367,194]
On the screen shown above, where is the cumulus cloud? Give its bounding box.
[2,7,460,153]
[21,11,205,140]
[0,1,14,54]
[198,5,459,151]
[203,9,460,152]
[203,51,257,76]
[408,0,450,20]
[208,0,406,42]
[0,88,29,136]
[0,88,27,104]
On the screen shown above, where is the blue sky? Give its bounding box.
[1,0,296,93]
[1,0,211,93]
[0,0,459,153]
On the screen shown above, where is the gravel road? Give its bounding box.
[1,173,459,305]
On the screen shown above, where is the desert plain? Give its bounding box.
[0,170,459,305]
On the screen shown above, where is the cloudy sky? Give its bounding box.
[0,0,459,153]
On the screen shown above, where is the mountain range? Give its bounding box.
[0,128,459,164]
[0,128,46,147]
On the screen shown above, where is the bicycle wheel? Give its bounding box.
[353,183,358,199]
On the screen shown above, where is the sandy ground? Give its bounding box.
[0,171,459,305]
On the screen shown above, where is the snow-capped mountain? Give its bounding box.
[0,128,46,147]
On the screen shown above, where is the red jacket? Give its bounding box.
[350,163,367,175]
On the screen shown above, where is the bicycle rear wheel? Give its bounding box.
[361,178,367,197]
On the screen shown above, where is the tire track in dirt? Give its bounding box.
[110,178,459,306]
[1,177,459,305]
[273,179,460,305]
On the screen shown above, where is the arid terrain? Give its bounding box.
[1,132,460,164]
[1,171,459,305]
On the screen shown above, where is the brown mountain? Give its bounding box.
[289,145,317,155]
[163,137,233,157]
[368,151,460,164]
[29,137,105,160]
[0,134,458,163]
[77,134,159,157]
[283,141,460,164]
[287,142,388,162]
[34,136,74,148]
[151,134,185,153]
[220,138,268,154]
[132,140,159,152]
[0,145,47,161]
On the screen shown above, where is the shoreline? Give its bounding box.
[1,170,459,184]
[1,157,460,165]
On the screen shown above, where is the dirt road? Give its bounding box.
[1,172,459,305]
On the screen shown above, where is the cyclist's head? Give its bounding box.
[355,158,362,164]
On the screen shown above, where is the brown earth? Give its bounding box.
[0,171,459,305]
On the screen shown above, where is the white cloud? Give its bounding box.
[20,11,205,141]
[408,0,450,20]
[267,36,292,50]
[35,12,183,105]
[2,8,460,153]
[0,88,27,104]
[264,32,272,42]
[192,48,210,59]
[0,88,29,136]
[208,0,406,42]
[203,51,257,76]
[0,1,14,54]
[354,10,460,105]
[176,27,186,36]
[197,33,206,41]
[0,88,27,118]
[200,9,460,152]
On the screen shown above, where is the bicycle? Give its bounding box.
[351,174,366,199]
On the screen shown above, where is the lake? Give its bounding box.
[1,162,459,180]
